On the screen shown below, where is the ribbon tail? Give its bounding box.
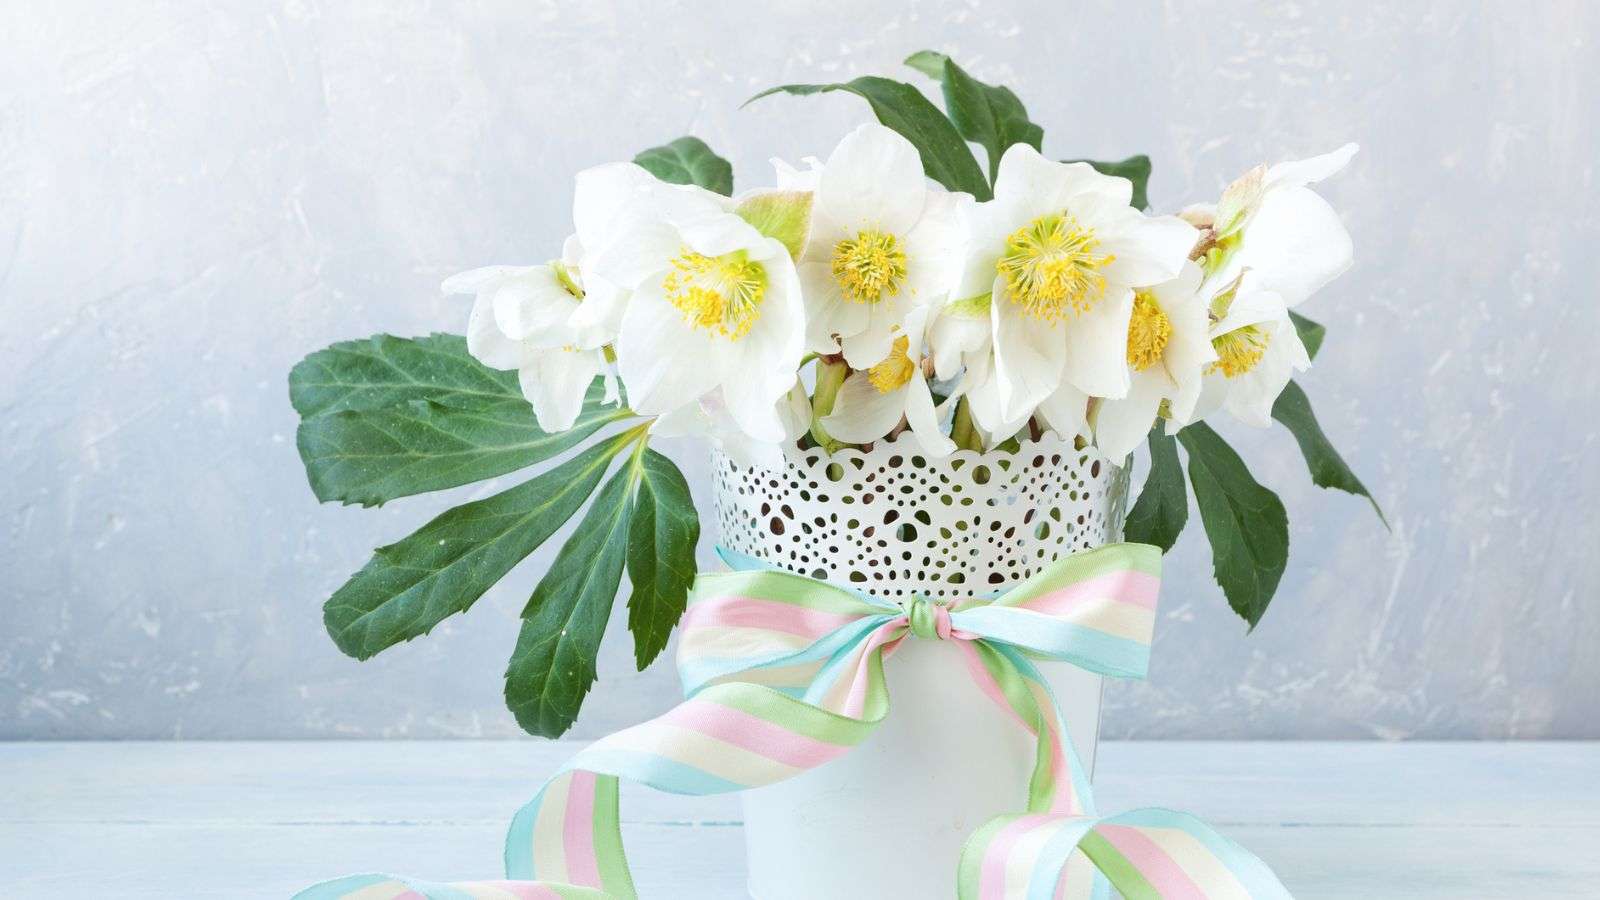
[960,808,1293,900]
[503,662,893,897]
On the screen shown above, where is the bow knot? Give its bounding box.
[904,595,955,641]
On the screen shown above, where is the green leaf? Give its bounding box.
[1177,423,1289,629]
[1289,310,1326,360]
[295,379,630,508]
[1271,380,1387,527]
[747,77,991,200]
[903,51,1043,183]
[321,431,635,660]
[633,137,734,196]
[505,455,638,738]
[1069,155,1153,211]
[289,334,521,419]
[625,448,700,670]
[1123,427,1188,552]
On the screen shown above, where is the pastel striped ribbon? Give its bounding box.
[298,543,1292,900]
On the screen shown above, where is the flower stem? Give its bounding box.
[950,397,983,452]
[809,358,849,454]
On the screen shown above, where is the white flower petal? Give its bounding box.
[615,277,722,416]
[839,298,906,369]
[904,376,956,457]
[466,292,530,370]
[1093,371,1166,460]
[568,275,629,348]
[442,265,529,296]
[1265,143,1358,191]
[1036,381,1090,441]
[990,275,1065,422]
[821,373,906,444]
[1230,187,1353,306]
[1094,210,1198,289]
[518,350,601,433]
[1061,287,1134,399]
[817,123,927,236]
[573,163,658,251]
[492,269,579,344]
[721,371,789,443]
[680,211,769,259]
[587,217,681,290]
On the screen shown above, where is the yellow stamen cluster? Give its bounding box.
[831,229,907,304]
[996,212,1115,321]
[1126,291,1172,371]
[662,249,767,340]
[1210,325,1270,377]
[867,336,916,394]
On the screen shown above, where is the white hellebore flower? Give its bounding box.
[1089,261,1217,459]
[1195,143,1358,306]
[798,123,963,367]
[954,145,1197,422]
[590,184,805,443]
[1192,273,1310,428]
[820,306,956,456]
[442,163,671,432]
[444,256,615,434]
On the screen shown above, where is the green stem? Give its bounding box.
[809,358,849,454]
[950,397,983,452]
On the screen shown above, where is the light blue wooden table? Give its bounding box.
[2,741,1595,898]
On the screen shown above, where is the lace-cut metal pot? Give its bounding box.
[712,432,1131,900]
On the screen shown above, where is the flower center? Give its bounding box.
[867,336,916,394]
[1210,325,1270,377]
[996,212,1115,320]
[1126,290,1172,372]
[831,229,908,304]
[662,249,767,340]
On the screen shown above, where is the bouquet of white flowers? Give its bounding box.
[290,52,1380,737]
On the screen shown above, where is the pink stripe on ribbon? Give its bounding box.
[1015,571,1160,615]
[1095,824,1207,899]
[560,771,601,889]
[680,596,861,639]
[838,622,908,718]
[977,814,1054,900]
[661,699,852,769]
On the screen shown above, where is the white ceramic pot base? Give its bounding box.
[740,639,1103,899]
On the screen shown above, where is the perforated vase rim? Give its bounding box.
[711,432,1131,600]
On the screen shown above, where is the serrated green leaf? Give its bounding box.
[1177,422,1289,629]
[321,430,636,660]
[747,77,990,200]
[625,449,700,670]
[1124,427,1188,552]
[1069,155,1154,211]
[295,379,630,508]
[905,51,1043,182]
[633,136,734,196]
[505,457,637,738]
[1271,380,1387,527]
[1289,310,1326,360]
[289,334,521,419]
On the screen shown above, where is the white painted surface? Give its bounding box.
[2,741,1597,898]
[2,2,1598,740]
[741,643,1102,899]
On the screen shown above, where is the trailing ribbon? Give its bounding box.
[298,543,1291,899]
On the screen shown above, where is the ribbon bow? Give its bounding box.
[298,543,1291,900]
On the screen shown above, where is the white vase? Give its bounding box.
[710,433,1131,900]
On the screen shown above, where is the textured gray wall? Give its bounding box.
[2,0,1596,740]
